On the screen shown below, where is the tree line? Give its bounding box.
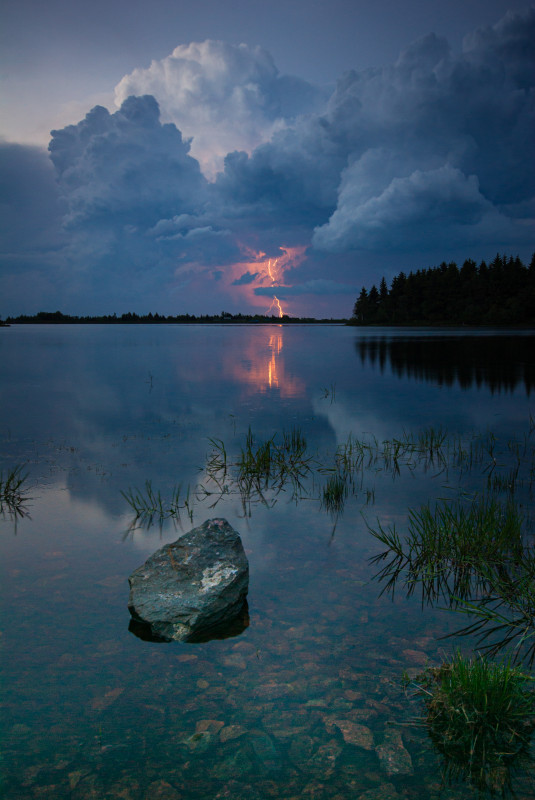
[351,253,535,325]
[4,310,345,324]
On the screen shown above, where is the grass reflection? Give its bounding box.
[368,497,535,665]
[121,481,193,533]
[0,465,31,523]
[368,497,524,606]
[201,426,314,516]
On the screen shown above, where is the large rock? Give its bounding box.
[128,518,249,642]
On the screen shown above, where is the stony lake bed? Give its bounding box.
[1,323,535,799]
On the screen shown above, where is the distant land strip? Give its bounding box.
[2,311,347,325]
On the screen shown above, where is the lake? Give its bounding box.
[1,324,534,800]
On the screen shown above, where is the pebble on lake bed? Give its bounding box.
[375,725,414,776]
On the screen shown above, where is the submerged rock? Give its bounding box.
[332,719,375,750]
[375,725,413,776]
[128,518,249,642]
[250,731,282,772]
[181,731,216,754]
[357,783,400,800]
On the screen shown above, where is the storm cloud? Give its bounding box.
[254,279,358,298]
[0,142,67,311]
[1,8,533,317]
[312,9,535,252]
[49,95,206,227]
[115,40,326,177]
[232,271,260,286]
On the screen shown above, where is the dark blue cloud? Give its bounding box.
[313,8,535,251]
[0,142,68,312]
[232,271,259,286]
[0,143,63,255]
[49,95,207,228]
[254,279,358,298]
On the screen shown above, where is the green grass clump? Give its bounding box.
[418,652,534,794]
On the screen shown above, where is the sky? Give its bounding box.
[0,0,534,318]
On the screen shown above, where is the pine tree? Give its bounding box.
[353,287,369,322]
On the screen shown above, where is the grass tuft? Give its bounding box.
[203,426,314,516]
[414,652,535,794]
[321,473,348,515]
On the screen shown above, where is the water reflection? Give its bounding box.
[428,712,534,799]
[3,325,535,800]
[0,464,32,526]
[129,601,250,643]
[356,334,535,393]
[229,327,305,397]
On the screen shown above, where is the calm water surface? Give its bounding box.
[1,324,534,799]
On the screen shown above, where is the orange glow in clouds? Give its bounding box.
[230,245,307,316]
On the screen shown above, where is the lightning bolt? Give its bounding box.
[229,244,306,316]
[266,258,285,317]
[267,296,283,317]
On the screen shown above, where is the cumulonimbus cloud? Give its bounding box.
[115,40,326,178]
[311,8,534,252]
[49,95,206,227]
[1,9,534,317]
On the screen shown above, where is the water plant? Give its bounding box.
[320,473,348,515]
[121,481,191,531]
[412,652,535,796]
[123,418,535,534]
[452,555,535,666]
[333,426,453,480]
[368,495,535,663]
[368,497,524,604]
[0,465,31,520]
[205,426,315,515]
[320,382,336,403]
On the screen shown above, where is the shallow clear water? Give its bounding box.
[1,324,534,799]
